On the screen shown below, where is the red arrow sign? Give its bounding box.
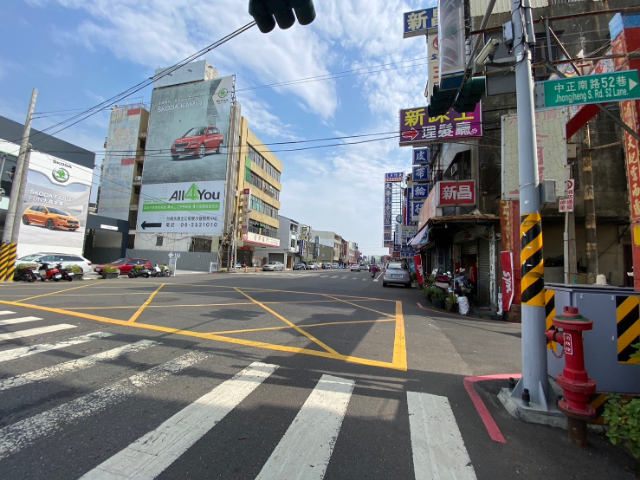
[402,128,419,141]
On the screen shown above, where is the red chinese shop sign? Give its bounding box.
[621,100,640,221]
[436,180,476,207]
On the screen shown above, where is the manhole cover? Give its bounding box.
[153,297,180,303]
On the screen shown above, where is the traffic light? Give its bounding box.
[452,76,486,113]
[249,0,316,34]
[428,84,457,117]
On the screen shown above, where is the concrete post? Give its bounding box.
[583,124,598,284]
[510,0,549,408]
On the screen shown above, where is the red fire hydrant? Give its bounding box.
[545,306,596,446]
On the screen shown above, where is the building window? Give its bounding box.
[156,235,163,247]
[249,220,276,239]
[249,195,278,219]
[248,145,281,183]
[189,237,212,252]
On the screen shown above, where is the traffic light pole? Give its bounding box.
[510,0,550,409]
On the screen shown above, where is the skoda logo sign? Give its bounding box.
[52,168,70,183]
[218,88,228,98]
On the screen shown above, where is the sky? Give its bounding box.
[0,0,434,258]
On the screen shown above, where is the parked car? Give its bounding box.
[94,258,153,275]
[350,264,361,272]
[15,252,92,273]
[307,263,320,270]
[293,263,306,270]
[332,263,339,269]
[22,205,80,231]
[263,261,285,271]
[382,262,412,288]
[322,263,332,269]
[171,126,224,160]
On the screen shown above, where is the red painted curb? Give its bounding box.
[463,373,522,444]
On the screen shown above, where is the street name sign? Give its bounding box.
[536,70,640,108]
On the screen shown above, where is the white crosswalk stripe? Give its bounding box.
[0,324,77,341]
[0,325,477,479]
[0,332,113,363]
[0,350,209,461]
[0,311,16,316]
[0,316,43,326]
[81,361,278,479]
[407,391,477,480]
[0,339,158,392]
[257,374,354,480]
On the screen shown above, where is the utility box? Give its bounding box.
[546,283,640,394]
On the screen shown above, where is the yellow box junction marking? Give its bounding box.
[210,318,395,335]
[129,284,165,323]
[0,286,407,371]
[233,287,340,356]
[616,295,640,364]
[321,294,395,319]
[18,283,96,303]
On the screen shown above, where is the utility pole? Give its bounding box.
[583,123,598,284]
[510,0,550,409]
[0,88,37,282]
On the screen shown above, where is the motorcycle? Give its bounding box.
[15,266,39,282]
[55,263,74,282]
[38,262,62,282]
[433,271,453,293]
[128,266,150,278]
[151,263,171,277]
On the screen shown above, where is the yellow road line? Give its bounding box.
[322,294,395,318]
[0,299,405,370]
[64,298,378,311]
[18,283,95,302]
[392,301,407,370]
[234,287,341,356]
[211,318,396,335]
[128,284,165,323]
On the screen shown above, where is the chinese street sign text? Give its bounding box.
[400,104,482,146]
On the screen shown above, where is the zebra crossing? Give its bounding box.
[234,271,372,281]
[0,310,477,479]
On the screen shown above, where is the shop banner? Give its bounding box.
[137,181,224,234]
[436,180,475,206]
[501,251,514,312]
[414,254,424,285]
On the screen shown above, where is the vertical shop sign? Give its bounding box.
[414,254,424,285]
[501,251,514,312]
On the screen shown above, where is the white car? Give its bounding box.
[15,252,93,273]
[263,261,285,271]
[350,264,361,272]
[307,263,320,270]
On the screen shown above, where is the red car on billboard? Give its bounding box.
[171,126,224,160]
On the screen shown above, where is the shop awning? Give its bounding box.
[408,225,429,247]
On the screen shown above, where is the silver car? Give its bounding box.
[263,261,285,271]
[382,262,411,288]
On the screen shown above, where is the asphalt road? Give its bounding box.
[0,270,637,479]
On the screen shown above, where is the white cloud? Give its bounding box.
[239,94,299,141]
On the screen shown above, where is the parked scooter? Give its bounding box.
[128,266,150,278]
[151,262,171,277]
[38,262,62,282]
[433,270,453,293]
[15,266,39,282]
[55,263,74,281]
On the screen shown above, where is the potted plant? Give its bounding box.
[431,289,446,309]
[69,265,84,280]
[422,285,432,301]
[101,265,120,279]
[445,292,458,312]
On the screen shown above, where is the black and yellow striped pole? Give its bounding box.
[510,0,549,410]
[0,243,17,282]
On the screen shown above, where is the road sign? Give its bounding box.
[536,70,640,108]
[559,179,575,213]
